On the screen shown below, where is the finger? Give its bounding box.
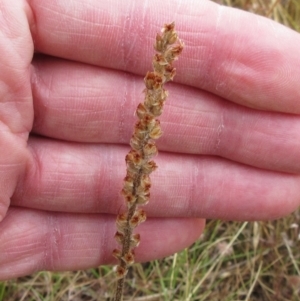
[12,137,300,220]
[31,57,300,173]
[0,0,34,220]
[0,207,204,280]
[29,0,300,113]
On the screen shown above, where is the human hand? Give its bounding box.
[1,0,299,280]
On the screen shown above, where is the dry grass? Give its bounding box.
[217,0,300,31]
[1,1,300,301]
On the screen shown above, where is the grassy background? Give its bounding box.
[2,1,300,300]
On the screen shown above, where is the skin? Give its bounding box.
[0,0,300,280]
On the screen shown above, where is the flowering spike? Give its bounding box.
[113,22,183,301]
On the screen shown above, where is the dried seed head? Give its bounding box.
[123,251,135,265]
[164,65,176,82]
[136,192,150,205]
[144,118,160,133]
[140,174,151,189]
[126,161,140,175]
[112,248,121,259]
[130,233,141,248]
[154,33,165,52]
[141,160,158,174]
[146,88,169,105]
[167,31,178,45]
[129,215,140,229]
[149,121,162,139]
[129,209,147,228]
[163,22,175,33]
[114,231,124,244]
[154,53,168,66]
[136,183,150,197]
[123,174,134,190]
[133,121,148,140]
[148,101,164,117]
[144,95,156,111]
[126,150,143,166]
[153,22,177,52]
[137,208,147,222]
[165,42,184,61]
[143,141,158,158]
[121,185,132,196]
[141,114,156,128]
[144,89,167,107]
[116,212,127,232]
[130,135,142,151]
[144,72,163,90]
[136,103,149,119]
[121,190,136,206]
[114,23,183,293]
[115,265,128,279]
[144,90,168,116]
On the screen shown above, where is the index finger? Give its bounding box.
[29,0,300,113]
